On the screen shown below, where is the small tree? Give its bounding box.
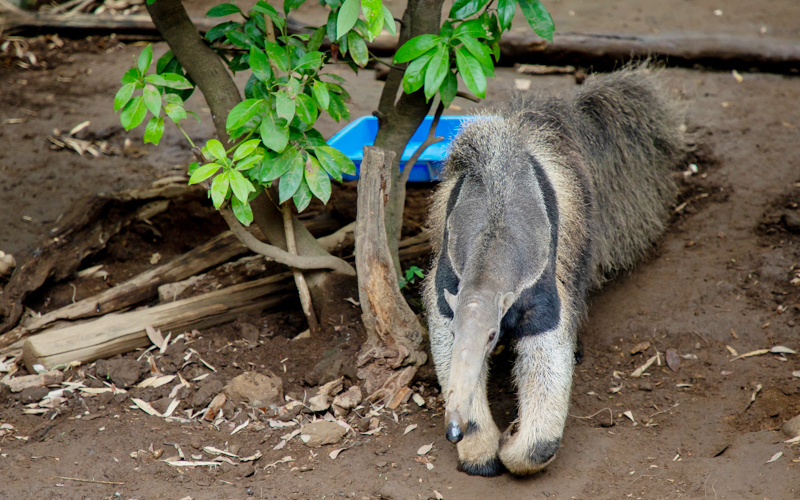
[115,0,554,399]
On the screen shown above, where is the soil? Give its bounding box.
[2,1,800,499]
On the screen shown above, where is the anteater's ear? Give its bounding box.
[444,289,458,312]
[498,292,516,317]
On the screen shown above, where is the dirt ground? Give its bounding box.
[2,1,800,499]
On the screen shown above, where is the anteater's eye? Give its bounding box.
[488,330,497,342]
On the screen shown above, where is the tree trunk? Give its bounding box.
[355,147,427,404]
[373,0,445,276]
[146,0,350,325]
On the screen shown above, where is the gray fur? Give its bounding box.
[423,69,685,476]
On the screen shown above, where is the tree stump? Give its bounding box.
[354,146,427,404]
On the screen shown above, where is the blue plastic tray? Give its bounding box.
[327,115,473,182]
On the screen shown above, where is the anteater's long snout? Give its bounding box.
[444,333,486,445]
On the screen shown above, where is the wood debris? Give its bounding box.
[630,341,651,355]
[743,383,762,412]
[730,345,796,361]
[631,354,658,378]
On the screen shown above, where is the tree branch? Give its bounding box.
[455,91,480,103]
[219,207,356,276]
[400,100,445,186]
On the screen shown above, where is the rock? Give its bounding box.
[191,377,224,408]
[0,251,15,277]
[277,400,303,421]
[782,414,800,439]
[94,358,148,388]
[379,481,418,500]
[299,421,347,447]
[357,417,371,432]
[638,381,654,392]
[237,463,256,478]
[332,385,361,411]
[238,323,260,344]
[223,371,283,407]
[307,377,344,412]
[18,386,48,404]
[783,211,800,234]
[304,353,344,387]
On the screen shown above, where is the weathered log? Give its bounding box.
[0,182,204,337]
[22,273,295,371]
[500,31,800,74]
[2,370,63,393]
[157,254,277,302]
[354,147,427,404]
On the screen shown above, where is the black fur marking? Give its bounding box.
[457,456,505,477]
[529,154,559,247]
[464,421,479,437]
[502,264,561,337]
[529,438,561,465]
[435,174,466,319]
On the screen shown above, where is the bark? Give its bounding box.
[355,147,427,404]
[146,0,350,324]
[373,0,445,276]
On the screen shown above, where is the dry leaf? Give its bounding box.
[163,399,180,418]
[231,419,250,435]
[631,355,657,377]
[361,426,384,436]
[793,371,800,378]
[417,442,434,455]
[433,490,444,500]
[766,451,782,463]
[770,345,796,355]
[726,345,739,356]
[732,69,743,83]
[404,424,418,435]
[240,451,262,462]
[623,411,636,425]
[131,398,161,417]
[412,393,425,407]
[329,447,346,460]
[729,328,738,339]
[784,435,800,444]
[665,349,681,372]
[609,385,624,394]
[730,349,769,361]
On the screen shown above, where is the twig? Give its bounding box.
[400,100,445,185]
[282,203,319,334]
[219,206,355,276]
[648,401,679,418]
[742,383,762,412]
[692,329,709,344]
[55,476,125,485]
[455,91,480,103]
[569,407,614,427]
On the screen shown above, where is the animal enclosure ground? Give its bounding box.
[1,1,800,499]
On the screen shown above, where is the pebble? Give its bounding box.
[781,414,800,439]
[299,421,347,447]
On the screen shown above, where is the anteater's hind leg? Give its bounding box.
[454,364,503,477]
[498,331,574,475]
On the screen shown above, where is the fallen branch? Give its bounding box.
[219,207,355,276]
[22,273,295,371]
[282,204,319,335]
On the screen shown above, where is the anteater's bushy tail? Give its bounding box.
[572,69,685,281]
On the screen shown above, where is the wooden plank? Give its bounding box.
[22,273,295,371]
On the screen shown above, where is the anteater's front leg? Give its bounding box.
[499,330,575,475]
[454,363,503,476]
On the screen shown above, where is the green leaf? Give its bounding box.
[210,171,230,209]
[260,113,289,153]
[120,96,147,130]
[307,27,327,52]
[114,82,135,112]
[337,0,360,38]
[361,0,381,26]
[262,147,301,182]
[143,116,165,145]
[401,50,434,94]
[312,81,330,111]
[205,21,241,42]
[206,139,228,164]
[120,68,139,85]
[292,178,312,212]
[394,35,440,64]
[164,100,187,124]
[518,0,555,41]
[347,31,369,67]
[454,18,488,38]
[156,50,175,74]
[206,3,243,17]
[440,70,458,108]
[249,46,272,81]
[424,45,449,101]
[458,34,493,71]
[283,0,307,13]
[279,156,305,203]
[188,163,221,184]
[251,1,278,17]
[381,5,396,36]
[225,30,252,49]
[233,139,261,162]
[276,91,296,122]
[231,196,254,226]
[315,145,355,176]
[226,98,263,131]
[449,0,491,20]
[497,0,516,29]
[294,51,325,71]
[159,73,193,89]
[137,45,152,74]
[304,155,331,204]
[327,92,350,122]
[142,84,161,116]
[264,41,290,73]
[229,169,255,203]
[455,47,487,98]
[440,20,454,39]
[295,94,318,125]
[235,153,263,171]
